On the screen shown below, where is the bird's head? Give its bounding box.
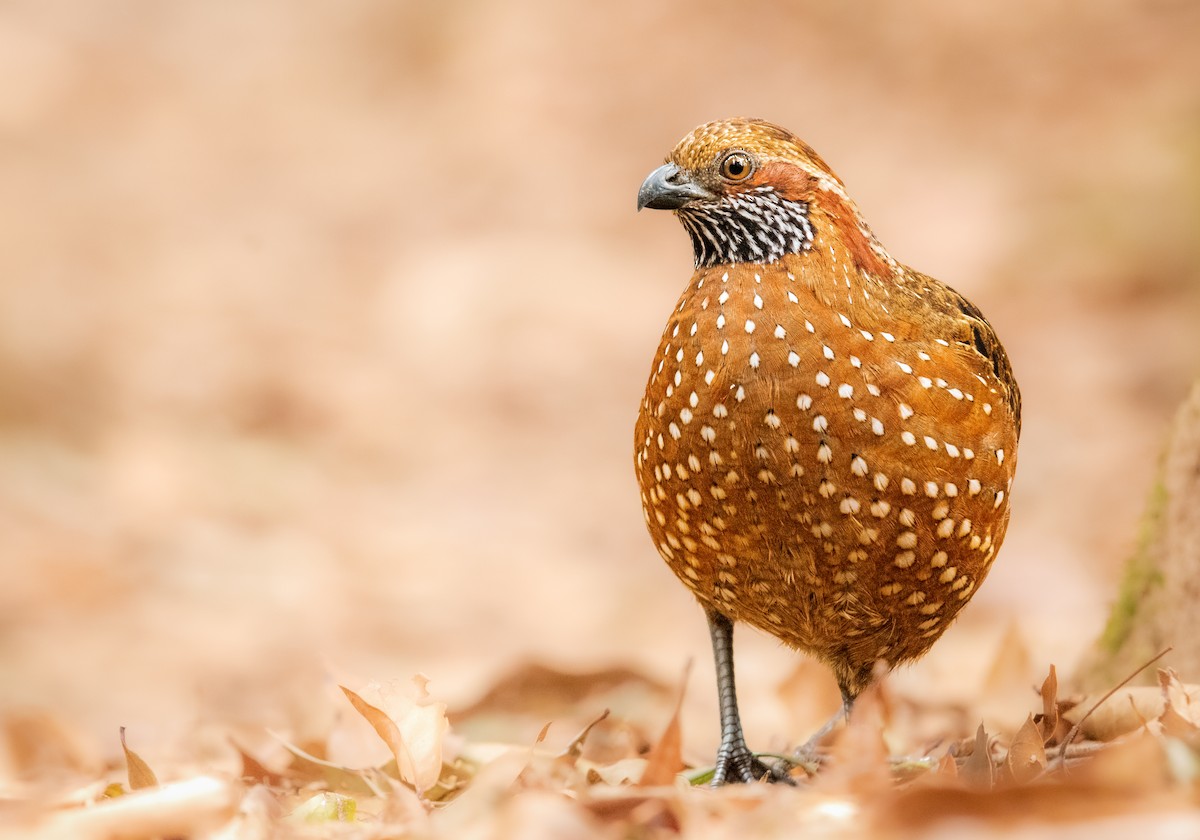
[638,118,869,271]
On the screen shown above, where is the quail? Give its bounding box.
[634,119,1020,785]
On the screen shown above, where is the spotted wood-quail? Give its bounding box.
[634,119,1021,784]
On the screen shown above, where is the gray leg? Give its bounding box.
[706,609,794,785]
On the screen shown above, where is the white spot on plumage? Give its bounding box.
[753,294,763,309]
[797,393,813,410]
[871,417,884,436]
[925,481,939,498]
[945,443,960,458]
[749,352,760,369]
[823,345,835,360]
[838,313,852,328]
[745,319,756,334]
[901,431,916,446]
[838,383,854,398]
[923,435,938,451]
[896,361,913,374]
[898,403,914,420]
[788,351,800,367]
[815,371,831,387]
[812,415,829,433]
[716,314,726,329]
[774,325,786,339]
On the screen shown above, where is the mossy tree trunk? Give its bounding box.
[1079,379,1200,689]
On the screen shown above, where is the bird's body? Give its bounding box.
[634,119,1020,783]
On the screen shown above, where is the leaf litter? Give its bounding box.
[7,657,1200,838]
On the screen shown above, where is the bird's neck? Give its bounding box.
[677,189,814,269]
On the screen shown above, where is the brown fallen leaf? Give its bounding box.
[1004,715,1047,785]
[1158,668,1200,743]
[638,662,689,786]
[959,724,993,790]
[229,739,285,787]
[119,727,158,790]
[1061,687,1166,741]
[816,677,891,796]
[341,678,449,797]
[1037,665,1060,744]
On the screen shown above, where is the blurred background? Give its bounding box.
[1,0,1198,769]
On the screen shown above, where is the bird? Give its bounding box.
[633,118,1020,785]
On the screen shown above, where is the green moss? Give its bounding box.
[1097,476,1169,653]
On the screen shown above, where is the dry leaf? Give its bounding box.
[816,679,890,796]
[959,724,993,790]
[1005,715,1047,785]
[937,751,958,779]
[120,727,158,790]
[341,677,449,796]
[1157,669,1200,741]
[638,663,688,786]
[1061,687,1167,741]
[560,709,609,762]
[1037,665,1059,743]
[268,729,380,795]
[230,739,284,787]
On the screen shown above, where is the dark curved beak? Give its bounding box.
[637,163,714,211]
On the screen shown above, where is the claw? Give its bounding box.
[711,743,795,786]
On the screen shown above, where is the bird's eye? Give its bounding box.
[719,152,753,181]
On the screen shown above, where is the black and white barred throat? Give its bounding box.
[676,187,814,268]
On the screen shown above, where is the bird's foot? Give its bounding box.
[711,742,795,786]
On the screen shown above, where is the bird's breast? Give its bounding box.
[634,258,1018,660]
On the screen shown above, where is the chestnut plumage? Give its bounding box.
[633,118,1020,784]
